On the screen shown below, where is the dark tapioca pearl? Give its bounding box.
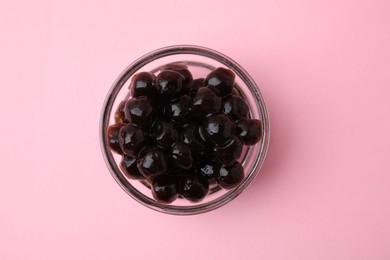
[188,78,205,97]
[236,119,263,145]
[114,100,128,124]
[151,174,179,204]
[191,87,221,118]
[179,174,209,202]
[202,114,234,145]
[118,125,145,157]
[216,162,244,189]
[156,70,185,102]
[170,142,193,170]
[160,63,193,87]
[164,94,191,124]
[214,136,243,165]
[197,159,221,184]
[222,96,249,121]
[178,68,193,87]
[154,121,178,149]
[120,155,144,180]
[137,147,167,178]
[205,67,235,97]
[124,97,154,128]
[106,123,124,154]
[130,72,157,98]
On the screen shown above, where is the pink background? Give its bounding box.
[1,0,390,259]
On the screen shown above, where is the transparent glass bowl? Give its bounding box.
[100,45,270,215]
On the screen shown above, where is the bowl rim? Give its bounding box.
[100,45,270,215]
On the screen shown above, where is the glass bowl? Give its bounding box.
[100,45,270,215]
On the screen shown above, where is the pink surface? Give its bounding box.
[1,0,390,259]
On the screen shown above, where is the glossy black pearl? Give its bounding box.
[180,175,209,202]
[120,155,144,180]
[151,174,179,204]
[130,72,157,98]
[205,67,235,97]
[202,114,234,145]
[191,87,221,118]
[164,94,191,124]
[137,147,167,178]
[216,162,244,189]
[124,97,154,128]
[170,142,193,170]
[188,78,205,97]
[114,100,128,124]
[118,125,145,157]
[222,96,249,121]
[197,159,221,184]
[154,121,178,149]
[161,63,193,88]
[236,119,263,145]
[106,123,124,154]
[214,136,243,165]
[156,70,185,101]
